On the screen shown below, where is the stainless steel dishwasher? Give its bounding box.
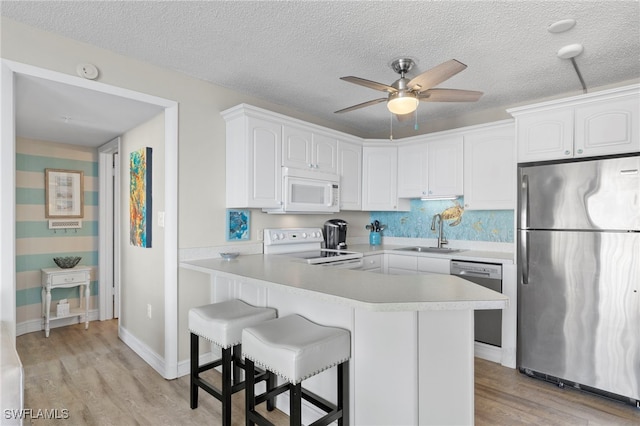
[450,260,503,347]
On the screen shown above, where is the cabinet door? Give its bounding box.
[398,142,428,198]
[362,146,408,211]
[361,254,383,272]
[387,254,417,272]
[282,124,313,169]
[463,124,515,210]
[417,257,450,274]
[248,117,283,207]
[337,140,362,210]
[427,136,464,197]
[575,94,640,157]
[313,133,338,173]
[516,109,574,162]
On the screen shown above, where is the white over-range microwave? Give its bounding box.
[263,167,340,214]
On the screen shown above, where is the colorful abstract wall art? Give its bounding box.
[130,147,152,248]
[226,209,250,241]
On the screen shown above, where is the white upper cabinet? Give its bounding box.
[282,124,337,173]
[362,145,410,211]
[222,106,283,209]
[397,142,428,198]
[510,85,639,163]
[397,135,463,198]
[514,109,574,162]
[463,122,515,210]
[427,136,464,197]
[337,139,362,210]
[574,95,639,157]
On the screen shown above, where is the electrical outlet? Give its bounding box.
[257,229,264,241]
[147,304,152,319]
[158,211,165,228]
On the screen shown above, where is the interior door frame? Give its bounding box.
[98,138,120,321]
[1,59,180,379]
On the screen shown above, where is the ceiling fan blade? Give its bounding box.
[340,76,397,93]
[418,88,483,102]
[408,59,467,92]
[334,98,387,113]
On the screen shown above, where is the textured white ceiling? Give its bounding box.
[2,0,639,141]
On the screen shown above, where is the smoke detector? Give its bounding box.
[76,63,99,80]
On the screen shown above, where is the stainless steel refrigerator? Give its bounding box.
[517,154,640,405]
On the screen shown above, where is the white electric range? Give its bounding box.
[263,228,363,269]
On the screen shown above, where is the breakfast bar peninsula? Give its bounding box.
[180,254,508,425]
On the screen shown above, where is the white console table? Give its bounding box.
[41,266,91,337]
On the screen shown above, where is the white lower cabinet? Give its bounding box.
[417,257,450,275]
[360,254,383,272]
[386,254,418,275]
[387,254,451,275]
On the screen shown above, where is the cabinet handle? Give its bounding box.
[577,149,583,154]
[564,150,571,155]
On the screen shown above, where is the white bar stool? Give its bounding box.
[242,314,351,426]
[189,299,277,426]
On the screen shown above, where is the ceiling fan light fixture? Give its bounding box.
[387,92,418,114]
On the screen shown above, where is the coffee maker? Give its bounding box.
[324,219,348,250]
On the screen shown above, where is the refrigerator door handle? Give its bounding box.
[520,230,529,285]
[520,174,529,228]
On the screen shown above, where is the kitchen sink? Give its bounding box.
[394,246,465,254]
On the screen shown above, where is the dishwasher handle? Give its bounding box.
[450,261,502,280]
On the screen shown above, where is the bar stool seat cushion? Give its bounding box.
[189,299,276,349]
[242,314,351,384]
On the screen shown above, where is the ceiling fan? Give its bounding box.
[335,58,483,120]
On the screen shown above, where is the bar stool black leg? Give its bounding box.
[222,347,232,426]
[233,344,242,385]
[266,371,276,411]
[245,358,256,426]
[338,361,349,426]
[290,383,302,426]
[190,333,199,409]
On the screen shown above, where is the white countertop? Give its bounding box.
[348,243,514,264]
[180,254,509,312]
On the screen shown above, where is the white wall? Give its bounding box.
[0,18,372,369]
[120,113,166,356]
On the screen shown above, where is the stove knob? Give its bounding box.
[278,233,285,240]
[302,232,308,238]
[271,233,279,240]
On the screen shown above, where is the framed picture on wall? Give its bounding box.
[45,169,84,218]
[226,209,250,241]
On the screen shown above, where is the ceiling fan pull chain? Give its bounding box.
[414,106,419,131]
[389,113,394,141]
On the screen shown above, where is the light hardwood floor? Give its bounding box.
[16,320,640,425]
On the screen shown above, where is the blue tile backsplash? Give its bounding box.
[370,197,514,243]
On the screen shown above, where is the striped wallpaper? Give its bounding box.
[16,137,99,328]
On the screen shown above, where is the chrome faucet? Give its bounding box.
[431,214,448,248]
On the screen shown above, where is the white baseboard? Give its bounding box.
[177,352,217,378]
[118,324,168,378]
[16,309,99,336]
[474,341,502,364]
